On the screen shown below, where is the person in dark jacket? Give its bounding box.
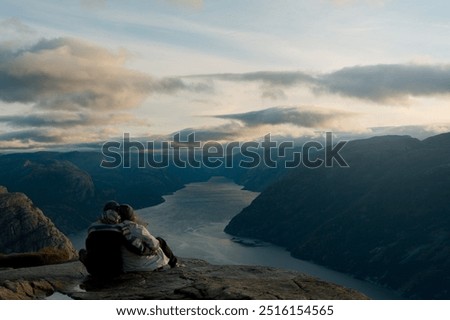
[78,201,125,278]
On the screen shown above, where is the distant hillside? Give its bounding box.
[0,152,215,233]
[225,133,450,299]
[0,157,97,233]
[0,147,291,233]
[220,150,292,192]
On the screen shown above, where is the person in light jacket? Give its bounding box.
[117,204,178,272]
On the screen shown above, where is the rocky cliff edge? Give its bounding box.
[0,258,368,300]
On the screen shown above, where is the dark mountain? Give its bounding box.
[225,133,450,299]
[0,156,97,233]
[0,152,213,233]
[59,152,184,209]
[216,146,302,192]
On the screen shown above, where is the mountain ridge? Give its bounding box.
[225,133,450,299]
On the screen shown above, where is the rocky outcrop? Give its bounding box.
[0,258,367,300]
[0,186,77,265]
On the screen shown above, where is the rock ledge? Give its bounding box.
[0,258,368,300]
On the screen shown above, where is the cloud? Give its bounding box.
[212,106,351,128]
[0,112,144,128]
[79,0,106,9]
[169,106,354,142]
[192,71,313,96]
[0,35,213,148]
[151,77,213,94]
[166,0,203,9]
[0,18,35,36]
[0,18,37,51]
[79,0,203,10]
[188,71,315,101]
[0,38,151,111]
[327,0,386,6]
[172,122,245,142]
[0,113,89,128]
[318,64,450,103]
[0,129,65,144]
[0,37,207,112]
[191,64,450,103]
[202,71,315,86]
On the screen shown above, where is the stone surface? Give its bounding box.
[0,258,368,300]
[0,187,77,263]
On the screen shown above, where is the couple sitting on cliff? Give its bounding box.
[79,201,178,278]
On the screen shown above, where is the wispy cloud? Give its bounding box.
[189,64,450,103]
[0,112,143,128]
[0,113,91,128]
[212,106,350,128]
[0,18,36,36]
[0,18,37,50]
[188,71,315,101]
[170,106,354,142]
[317,64,450,103]
[166,0,203,9]
[327,0,387,6]
[79,0,106,9]
[173,122,245,142]
[0,129,65,144]
[80,0,203,10]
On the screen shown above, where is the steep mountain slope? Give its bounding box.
[0,186,77,266]
[0,149,287,232]
[225,133,450,299]
[0,157,97,233]
[0,152,200,232]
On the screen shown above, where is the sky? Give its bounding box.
[1,0,450,150]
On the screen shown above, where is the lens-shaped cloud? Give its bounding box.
[213,106,351,128]
[170,106,354,142]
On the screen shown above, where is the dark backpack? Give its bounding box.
[84,224,125,278]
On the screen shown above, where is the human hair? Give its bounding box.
[118,204,136,222]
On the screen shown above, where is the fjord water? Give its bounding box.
[135,176,399,299]
[69,176,398,299]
